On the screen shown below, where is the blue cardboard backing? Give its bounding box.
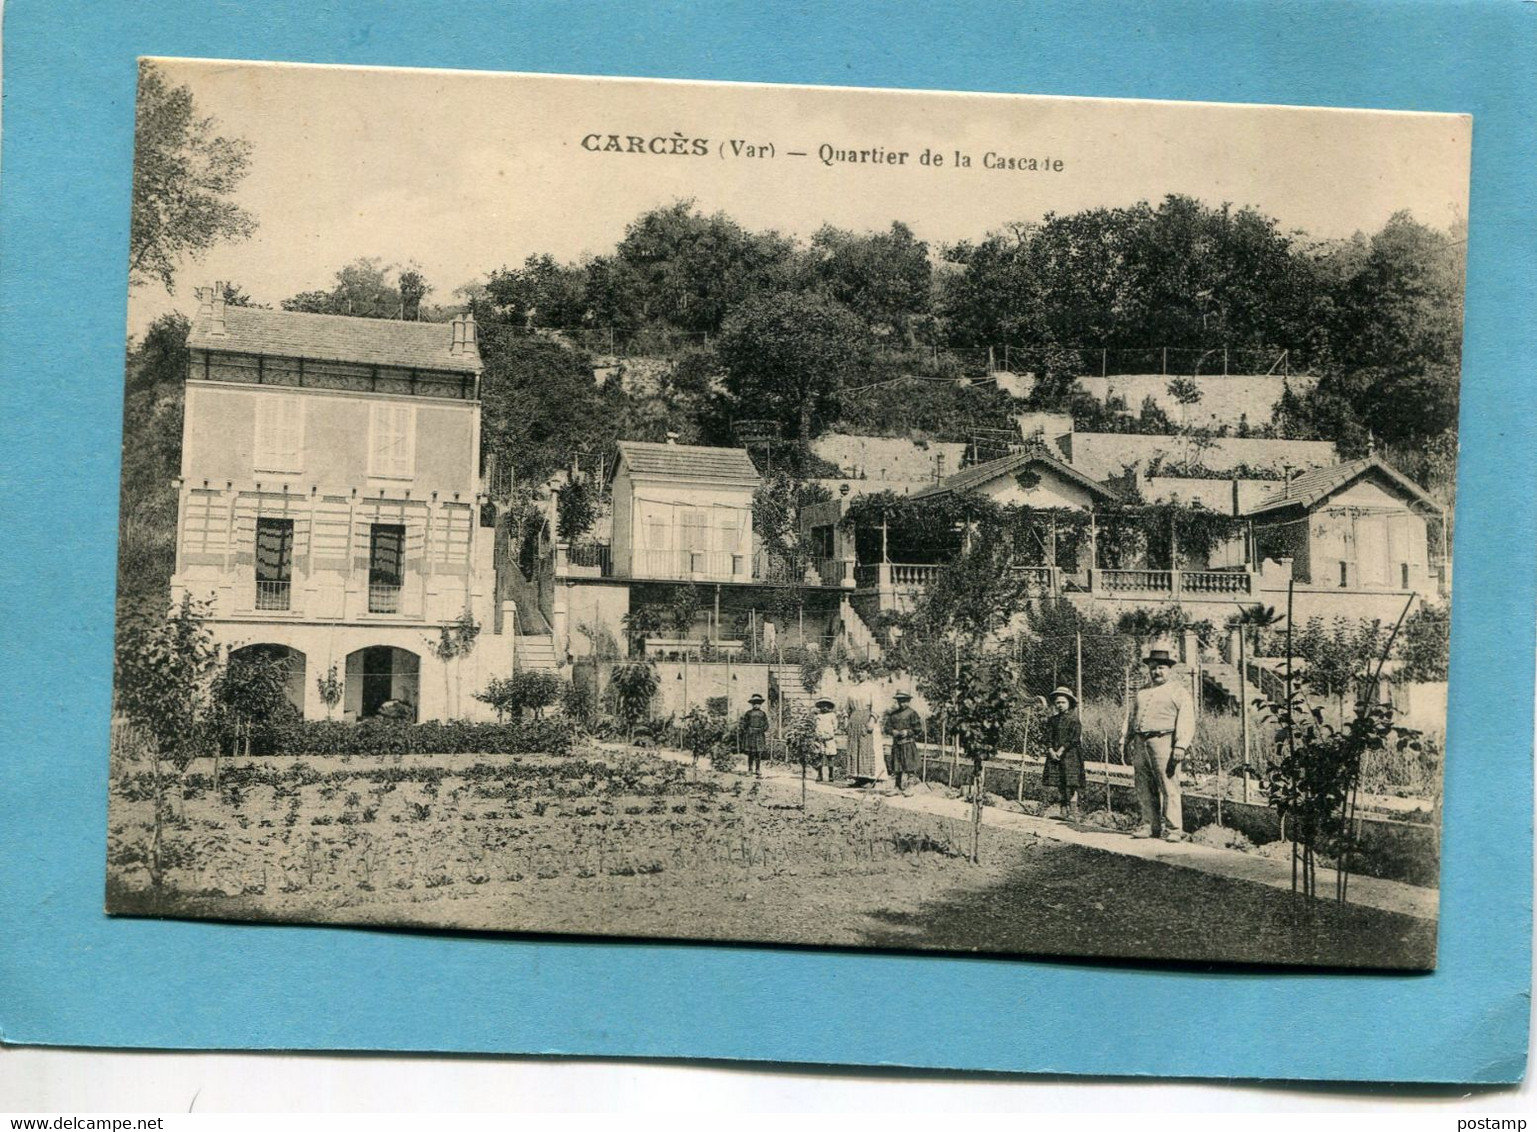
[0,0,1530,1082]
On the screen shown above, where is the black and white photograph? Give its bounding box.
[108,59,1469,970]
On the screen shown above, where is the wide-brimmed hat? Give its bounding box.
[815,697,836,709]
[747,693,765,705]
[893,691,912,702]
[1049,686,1078,706]
[1144,648,1176,668]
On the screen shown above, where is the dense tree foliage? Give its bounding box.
[130,62,256,292]
[716,291,873,442]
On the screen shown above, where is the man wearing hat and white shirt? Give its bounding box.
[1121,647,1195,841]
[740,694,769,778]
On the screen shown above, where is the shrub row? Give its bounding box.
[265,718,574,757]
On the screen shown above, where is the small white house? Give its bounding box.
[608,440,760,581]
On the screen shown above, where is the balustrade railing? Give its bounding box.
[1009,565,1056,592]
[889,562,943,587]
[368,582,402,614]
[1179,570,1252,595]
[1099,568,1174,593]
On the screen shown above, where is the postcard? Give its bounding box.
[100,59,1474,975]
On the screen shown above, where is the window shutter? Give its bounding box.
[370,404,416,478]
[254,395,303,472]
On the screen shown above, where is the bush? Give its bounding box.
[475,669,565,720]
[263,717,574,757]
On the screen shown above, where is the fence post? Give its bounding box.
[1075,631,1084,721]
[1161,346,1167,375]
[1101,347,1107,377]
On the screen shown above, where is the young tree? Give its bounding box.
[717,291,872,443]
[129,61,257,292]
[113,595,219,887]
[427,609,481,718]
[555,475,598,542]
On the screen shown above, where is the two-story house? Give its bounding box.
[171,287,505,721]
[549,438,862,661]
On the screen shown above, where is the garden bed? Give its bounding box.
[106,745,1435,967]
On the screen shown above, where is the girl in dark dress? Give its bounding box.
[1041,686,1084,820]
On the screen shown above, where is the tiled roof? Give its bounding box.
[615,441,760,484]
[1244,457,1441,516]
[911,444,1122,503]
[187,306,481,373]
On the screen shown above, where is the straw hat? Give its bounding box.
[893,691,912,703]
[747,693,765,705]
[1144,648,1176,668]
[1049,686,1078,707]
[815,697,836,710]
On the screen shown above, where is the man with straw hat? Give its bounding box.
[1042,686,1084,821]
[1121,647,1195,841]
[740,693,769,778]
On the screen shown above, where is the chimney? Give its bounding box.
[209,281,227,336]
[1282,463,1293,498]
[935,452,946,482]
[450,311,479,357]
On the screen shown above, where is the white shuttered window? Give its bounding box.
[369,403,416,478]
[253,394,304,473]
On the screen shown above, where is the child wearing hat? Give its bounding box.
[813,697,839,781]
[1042,686,1084,820]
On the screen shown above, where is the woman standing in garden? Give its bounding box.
[1042,686,1085,820]
[845,689,885,786]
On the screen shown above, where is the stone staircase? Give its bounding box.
[769,663,818,725]
[1201,661,1245,706]
[516,633,561,673]
[840,598,885,662]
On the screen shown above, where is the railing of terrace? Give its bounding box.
[1180,570,1252,595]
[889,563,943,588]
[1008,565,1057,592]
[1099,568,1174,593]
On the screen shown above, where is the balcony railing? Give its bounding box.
[254,579,292,611]
[1098,569,1174,593]
[890,563,943,588]
[368,582,403,613]
[632,548,750,581]
[554,541,854,587]
[1008,565,1057,592]
[1179,570,1252,595]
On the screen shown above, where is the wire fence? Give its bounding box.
[493,325,1310,378]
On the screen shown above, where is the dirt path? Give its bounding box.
[623,745,1439,922]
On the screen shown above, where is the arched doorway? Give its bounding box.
[228,644,307,716]
[344,646,421,720]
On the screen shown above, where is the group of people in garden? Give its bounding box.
[735,646,1194,841]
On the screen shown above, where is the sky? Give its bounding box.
[127,58,1473,336]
